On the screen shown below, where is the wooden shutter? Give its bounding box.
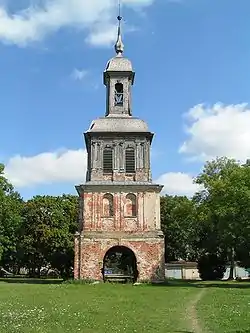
[125,149,135,173]
[103,149,113,173]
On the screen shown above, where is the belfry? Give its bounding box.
[74,13,165,282]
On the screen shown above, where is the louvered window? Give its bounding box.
[103,149,113,173]
[125,148,135,173]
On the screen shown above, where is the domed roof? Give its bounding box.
[106,56,133,72]
[87,116,149,133]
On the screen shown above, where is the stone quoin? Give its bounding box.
[74,13,165,282]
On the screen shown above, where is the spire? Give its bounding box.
[115,1,124,56]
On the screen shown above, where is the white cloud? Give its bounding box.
[5,149,87,187]
[86,23,117,47]
[156,172,201,197]
[4,146,201,197]
[71,68,88,81]
[0,0,154,46]
[179,103,250,162]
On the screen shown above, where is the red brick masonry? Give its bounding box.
[74,234,165,282]
[74,188,165,282]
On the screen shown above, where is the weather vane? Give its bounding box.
[115,0,124,56]
[118,0,122,22]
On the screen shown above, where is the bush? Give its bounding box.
[198,254,226,280]
[62,278,97,285]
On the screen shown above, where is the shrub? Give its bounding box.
[198,253,226,280]
[62,278,97,285]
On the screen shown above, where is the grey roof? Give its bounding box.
[85,181,153,185]
[87,116,149,133]
[106,56,133,72]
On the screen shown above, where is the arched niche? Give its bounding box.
[103,193,114,217]
[124,193,137,217]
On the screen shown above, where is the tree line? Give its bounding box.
[162,157,250,280]
[0,163,78,278]
[1,157,250,280]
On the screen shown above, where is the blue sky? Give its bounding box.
[1,0,250,199]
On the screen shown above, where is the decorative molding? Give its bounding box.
[75,183,163,194]
[82,230,164,239]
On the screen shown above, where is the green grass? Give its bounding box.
[0,280,250,333]
[0,282,196,333]
[0,278,63,284]
[197,283,250,333]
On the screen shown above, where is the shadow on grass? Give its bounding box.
[173,331,250,333]
[150,279,250,289]
[0,278,63,284]
[1,277,250,289]
[173,331,194,333]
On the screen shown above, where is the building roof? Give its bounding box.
[87,116,149,133]
[105,56,133,72]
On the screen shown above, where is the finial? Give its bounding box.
[115,0,124,56]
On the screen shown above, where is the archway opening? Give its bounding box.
[102,246,138,283]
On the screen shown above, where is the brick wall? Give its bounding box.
[78,190,161,233]
[74,235,165,282]
[74,188,165,282]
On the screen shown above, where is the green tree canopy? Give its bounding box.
[21,194,78,278]
[194,157,250,278]
[0,163,23,272]
[161,195,197,262]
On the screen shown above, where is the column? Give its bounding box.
[113,141,119,170]
[119,142,125,171]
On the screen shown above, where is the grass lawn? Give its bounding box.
[197,282,250,333]
[0,280,250,333]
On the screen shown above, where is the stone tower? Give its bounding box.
[74,15,165,282]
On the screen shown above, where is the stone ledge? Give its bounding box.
[76,183,163,194]
[75,230,164,240]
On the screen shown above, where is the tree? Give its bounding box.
[49,194,78,278]
[0,164,23,273]
[161,195,197,262]
[194,157,250,279]
[20,194,78,278]
[198,253,227,280]
[192,193,226,261]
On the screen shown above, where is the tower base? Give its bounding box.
[74,232,165,282]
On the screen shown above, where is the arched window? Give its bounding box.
[124,193,137,217]
[103,194,114,217]
[115,82,123,106]
[125,148,135,173]
[103,148,113,174]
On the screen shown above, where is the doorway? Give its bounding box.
[103,246,138,283]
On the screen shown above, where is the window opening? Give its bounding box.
[115,83,124,106]
[103,149,113,173]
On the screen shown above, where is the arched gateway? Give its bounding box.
[103,246,138,283]
[74,14,165,283]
